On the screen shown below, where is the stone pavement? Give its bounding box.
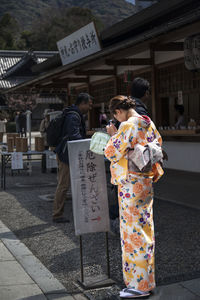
[0,220,87,300]
[0,158,200,299]
[154,168,200,210]
[0,218,200,300]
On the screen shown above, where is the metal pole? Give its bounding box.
[1,153,3,188]
[105,232,110,278]
[79,235,84,283]
[26,110,32,150]
[3,155,6,190]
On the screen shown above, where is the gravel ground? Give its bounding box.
[0,163,200,300]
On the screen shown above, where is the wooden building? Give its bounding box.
[0,50,62,128]
[2,0,200,172]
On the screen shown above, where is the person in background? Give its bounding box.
[131,77,150,116]
[40,109,51,173]
[105,95,164,298]
[18,111,27,137]
[15,111,20,134]
[53,93,93,223]
[174,104,185,129]
[131,78,168,162]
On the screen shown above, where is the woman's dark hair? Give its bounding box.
[109,95,136,115]
[131,77,150,98]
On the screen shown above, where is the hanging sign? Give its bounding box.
[184,34,200,70]
[184,36,196,71]
[193,34,200,69]
[11,152,23,170]
[57,22,102,66]
[68,139,110,236]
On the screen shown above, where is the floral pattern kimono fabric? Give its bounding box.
[104,116,163,292]
[119,177,154,291]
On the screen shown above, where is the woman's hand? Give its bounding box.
[106,123,117,136]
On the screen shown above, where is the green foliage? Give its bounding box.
[17,7,104,51]
[6,122,16,133]
[0,0,135,51]
[0,13,19,49]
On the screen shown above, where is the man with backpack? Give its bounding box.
[51,93,93,223]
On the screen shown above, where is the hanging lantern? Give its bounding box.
[193,34,200,69]
[184,36,196,71]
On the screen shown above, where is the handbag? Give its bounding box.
[90,132,110,155]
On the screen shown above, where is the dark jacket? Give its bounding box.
[55,105,86,164]
[18,112,27,131]
[135,98,149,116]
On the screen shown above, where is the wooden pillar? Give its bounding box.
[150,47,157,123]
[114,66,119,95]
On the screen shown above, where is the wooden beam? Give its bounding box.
[40,83,69,89]
[75,69,115,76]
[105,58,152,66]
[150,47,156,123]
[152,42,184,51]
[53,77,89,83]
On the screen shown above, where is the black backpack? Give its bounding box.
[46,111,80,147]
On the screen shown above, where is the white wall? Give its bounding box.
[163,141,200,173]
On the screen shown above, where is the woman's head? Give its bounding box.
[109,95,136,122]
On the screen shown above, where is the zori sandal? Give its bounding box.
[120,287,150,298]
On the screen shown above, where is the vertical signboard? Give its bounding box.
[57,22,102,66]
[11,152,23,170]
[68,139,110,236]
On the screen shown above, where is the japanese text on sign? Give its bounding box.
[11,152,23,170]
[68,139,110,236]
[57,22,101,66]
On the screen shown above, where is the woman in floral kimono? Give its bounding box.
[104,95,164,299]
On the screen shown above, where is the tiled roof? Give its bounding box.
[0,50,58,90]
[0,77,31,89]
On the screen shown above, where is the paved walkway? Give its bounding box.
[154,168,200,210]
[1,219,200,300]
[0,220,87,300]
[0,157,200,299]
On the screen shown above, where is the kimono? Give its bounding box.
[104,115,164,292]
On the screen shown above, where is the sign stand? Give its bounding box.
[78,232,115,290]
[68,140,115,289]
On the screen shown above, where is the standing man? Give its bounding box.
[131,77,168,161]
[53,93,93,223]
[18,111,27,137]
[131,77,150,116]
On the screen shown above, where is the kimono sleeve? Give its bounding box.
[152,122,162,146]
[104,122,136,163]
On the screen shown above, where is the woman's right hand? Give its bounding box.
[106,123,117,136]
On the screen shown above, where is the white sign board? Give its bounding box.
[57,22,101,66]
[68,139,110,236]
[11,152,23,170]
[46,151,58,169]
[184,35,200,70]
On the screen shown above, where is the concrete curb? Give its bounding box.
[0,220,86,300]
